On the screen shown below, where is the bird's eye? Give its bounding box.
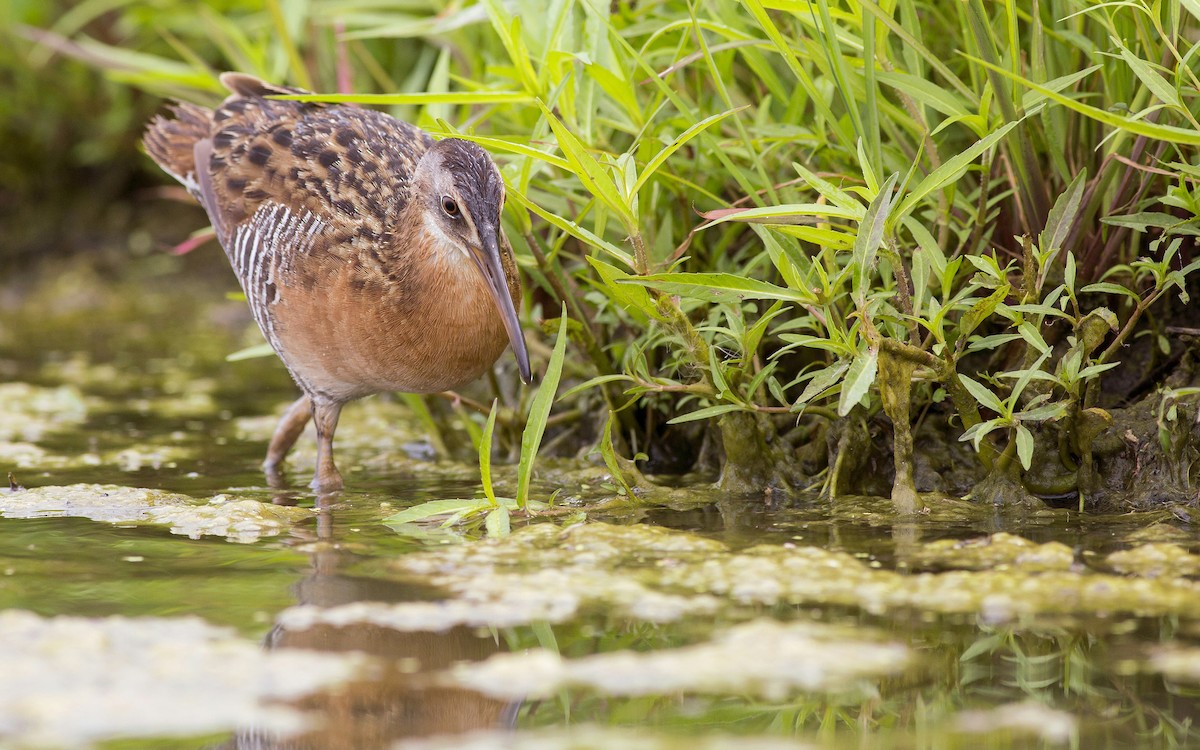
[441,196,460,217]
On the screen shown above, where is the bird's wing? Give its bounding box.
[203,83,432,251]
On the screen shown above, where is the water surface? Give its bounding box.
[1,255,1198,749]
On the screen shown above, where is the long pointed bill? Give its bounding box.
[469,229,532,384]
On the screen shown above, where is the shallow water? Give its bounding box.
[1,256,1199,749]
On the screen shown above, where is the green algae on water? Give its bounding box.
[0,484,311,542]
[448,619,909,701]
[0,610,364,747]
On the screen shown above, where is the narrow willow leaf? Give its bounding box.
[1017,322,1050,355]
[708,344,730,398]
[967,56,1200,145]
[1080,282,1139,299]
[1115,41,1182,110]
[479,398,500,506]
[697,203,861,227]
[506,187,634,269]
[384,498,491,525]
[853,173,900,306]
[622,272,816,303]
[225,343,275,362]
[796,360,849,406]
[958,374,1008,415]
[1040,170,1087,254]
[966,333,1026,352]
[559,373,635,401]
[1015,425,1034,470]
[667,403,745,424]
[1019,402,1068,422]
[792,161,865,215]
[538,102,636,229]
[1101,212,1196,233]
[632,106,747,194]
[838,346,878,417]
[955,284,1010,351]
[586,256,658,322]
[876,70,971,120]
[896,120,1021,219]
[275,91,532,105]
[599,411,633,497]
[516,307,569,507]
[433,130,571,171]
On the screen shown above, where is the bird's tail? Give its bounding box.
[143,102,213,192]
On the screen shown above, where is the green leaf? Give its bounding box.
[698,203,862,228]
[586,257,658,322]
[896,119,1021,220]
[516,307,569,507]
[275,91,533,105]
[559,374,635,401]
[1018,402,1068,422]
[485,505,511,537]
[1015,425,1034,471]
[1040,170,1087,255]
[838,346,878,417]
[1102,212,1199,234]
[622,273,816,303]
[795,361,849,406]
[479,399,500,506]
[507,186,634,269]
[599,411,633,497]
[958,374,1008,416]
[955,284,1010,352]
[967,56,1200,145]
[853,173,900,306]
[792,161,865,216]
[667,403,746,424]
[225,343,275,362]
[385,498,493,526]
[1017,322,1050,355]
[1115,40,1182,110]
[538,102,636,229]
[1080,282,1139,299]
[960,418,1002,450]
[633,106,747,194]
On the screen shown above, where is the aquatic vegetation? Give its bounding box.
[0,610,364,747]
[16,0,1200,509]
[395,728,819,750]
[909,532,1075,572]
[450,619,910,701]
[0,484,311,542]
[0,383,90,443]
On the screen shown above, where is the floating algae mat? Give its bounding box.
[2,261,1200,748]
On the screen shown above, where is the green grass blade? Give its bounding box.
[275,91,532,105]
[966,56,1200,145]
[479,398,500,507]
[631,106,747,195]
[896,119,1022,220]
[622,272,817,303]
[516,306,569,507]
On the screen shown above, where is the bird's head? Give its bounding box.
[413,138,531,384]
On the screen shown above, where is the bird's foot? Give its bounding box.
[310,466,344,494]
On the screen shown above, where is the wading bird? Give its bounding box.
[145,73,531,491]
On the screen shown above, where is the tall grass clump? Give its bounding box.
[25,0,1200,510]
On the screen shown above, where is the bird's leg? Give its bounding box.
[310,399,345,492]
[264,394,313,472]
